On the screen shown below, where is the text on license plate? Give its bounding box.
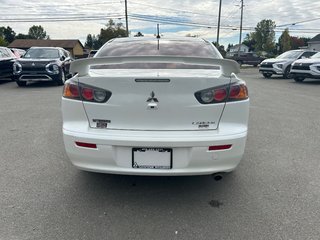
[132,148,172,169]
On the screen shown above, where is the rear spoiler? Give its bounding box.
[70,56,240,77]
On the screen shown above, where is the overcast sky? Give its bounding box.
[1,0,320,46]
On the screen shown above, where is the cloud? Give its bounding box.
[1,0,320,47]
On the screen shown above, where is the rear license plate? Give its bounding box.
[132,148,172,169]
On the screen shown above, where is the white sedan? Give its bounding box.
[62,37,249,176]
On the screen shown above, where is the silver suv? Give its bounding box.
[259,50,317,79]
[290,52,320,82]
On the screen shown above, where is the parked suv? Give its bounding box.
[290,52,320,82]
[227,52,265,67]
[259,50,317,79]
[0,46,17,81]
[13,47,73,87]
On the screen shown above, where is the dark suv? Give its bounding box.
[13,47,73,87]
[227,52,265,67]
[0,46,17,81]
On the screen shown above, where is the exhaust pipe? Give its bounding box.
[212,173,224,181]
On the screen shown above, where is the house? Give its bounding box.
[307,34,320,51]
[226,44,249,57]
[8,39,84,58]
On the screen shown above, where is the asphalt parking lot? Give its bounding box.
[1,68,320,240]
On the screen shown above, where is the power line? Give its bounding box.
[0,15,124,23]
[0,1,120,9]
[276,17,320,28]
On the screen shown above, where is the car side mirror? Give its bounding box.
[300,56,306,59]
[60,56,66,61]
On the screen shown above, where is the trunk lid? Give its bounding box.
[79,69,231,131]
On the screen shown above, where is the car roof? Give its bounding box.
[28,46,63,50]
[110,37,209,44]
[288,49,317,52]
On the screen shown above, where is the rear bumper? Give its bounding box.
[63,128,247,176]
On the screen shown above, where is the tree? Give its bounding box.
[289,37,303,50]
[85,34,100,49]
[278,28,291,53]
[0,26,16,45]
[134,32,144,37]
[299,37,311,46]
[0,36,7,46]
[15,33,30,39]
[217,45,226,57]
[85,34,94,49]
[242,33,256,52]
[212,42,226,57]
[28,25,47,39]
[251,19,276,53]
[226,44,233,52]
[98,19,127,47]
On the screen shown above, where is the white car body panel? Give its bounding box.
[80,69,231,131]
[291,58,320,78]
[62,38,249,176]
[70,56,240,77]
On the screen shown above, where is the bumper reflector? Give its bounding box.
[208,145,232,151]
[75,142,97,149]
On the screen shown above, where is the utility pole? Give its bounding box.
[237,0,244,56]
[216,0,222,46]
[125,0,129,36]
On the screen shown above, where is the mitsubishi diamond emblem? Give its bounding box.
[146,91,158,103]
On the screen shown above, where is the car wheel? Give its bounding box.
[56,69,66,86]
[262,73,272,78]
[16,80,27,87]
[294,77,305,82]
[283,66,292,79]
[253,64,258,67]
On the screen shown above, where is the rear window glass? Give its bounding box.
[93,39,221,69]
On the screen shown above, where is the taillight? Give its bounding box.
[63,82,80,100]
[63,81,112,103]
[195,81,248,104]
[81,87,94,101]
[229,83,248,101]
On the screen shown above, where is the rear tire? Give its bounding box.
[262,73,272,78]
[16,80,27,87]
[294,77,305,82]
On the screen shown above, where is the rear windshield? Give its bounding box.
[93,39,221,69]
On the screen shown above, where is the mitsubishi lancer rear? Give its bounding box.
[62,37,249,176]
